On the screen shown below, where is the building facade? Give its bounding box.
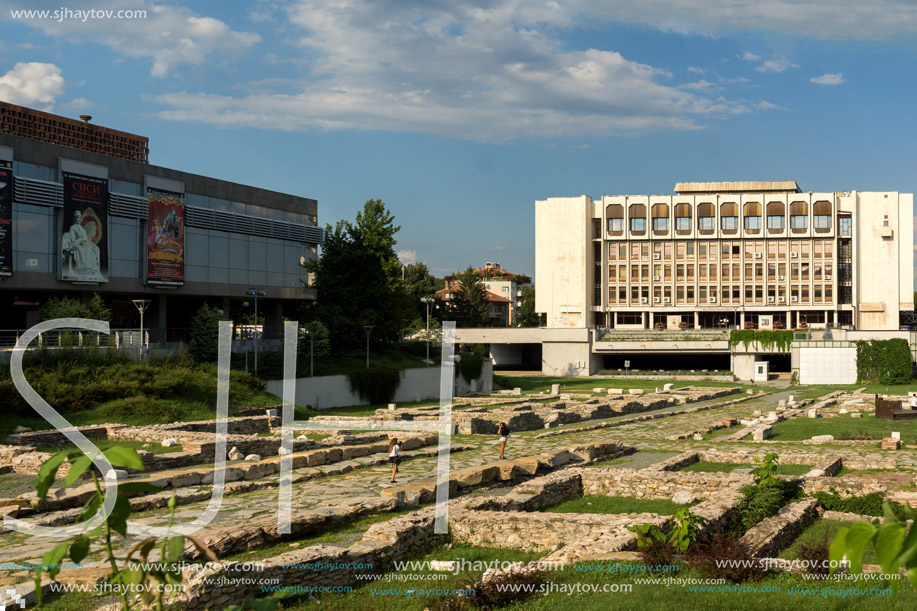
[0,101,322,338]
[536,181,913,331]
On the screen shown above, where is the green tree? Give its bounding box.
[452,267,489,327]
[404,262,444,321]
[299,320,331,361]
[189,303,221,363]
[88,293,112,322]
[37,296,90,321]
[516,285,542,327]
[308,200,414,349]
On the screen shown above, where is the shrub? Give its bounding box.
[346,367,402,405]
[690,526,764,583]
[630,524,678,569]
[729,480,801,534]
[796,530,831,576]
[813,491,907,519]
[751,452,779,487]
[457,352,484,384]
[856,339,912,384]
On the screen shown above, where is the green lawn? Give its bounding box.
[40,439,183,455]
[780,519,878,566]
[769,413,916,441]
[276,555,911,611]
[681,461,813,475]
[544,495,696,515]
[584,451,678,469]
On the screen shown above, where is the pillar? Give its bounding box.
[694,311,699,329]
[264,300,283,336]
[787,310,792,329]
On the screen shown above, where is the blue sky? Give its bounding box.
[1,0,916,280]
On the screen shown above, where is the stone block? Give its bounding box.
[512,457,544,476]
[839,408,848,415]
[228,447,243,461]
[851,413,862,418]
[778,400,786,408]
[451,465,501,488]
[807,409,819,418]
[882,439,902,450]
[202,467,244,484]
[753,426,772,441]
[752,410,762,417]
[693,433,704,441]
[672,491,696,504]
[161,438,178,447]
[305,450,328,467]
[788,394,796,404]
[892,432,901,440]
[551,384,560,394]
[628,389,644,395]
[810,435,834,442]
[663,383,675,391]
[513,388,523,396]
[324,448,343,463]
[244,454,261,462]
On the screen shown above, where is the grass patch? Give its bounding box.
[544,495,697,515]
[493,375,752,395]
[40,439,183,455]
[584,451,677,469]
[780,520,878,565]
[769,414,916,441]
[682,461,812,475]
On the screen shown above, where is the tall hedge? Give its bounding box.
[856,339,912,384]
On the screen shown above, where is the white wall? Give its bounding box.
[535,196,590,328]
[266,361,493,409]
[799,346,857,384]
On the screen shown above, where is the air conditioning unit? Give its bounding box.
[653,297,661,303]
[640,297,649,304]
[653,253,661,260]
[825,275,832,280]
[754,253,762,259]
[653,276,661,281]
[767,296,775,303]
[663,297,671,303]
[791,252,799,258]
[778,275,785,281]
[778,296,786,303]
[708,296,717,303]
[791,296,799,302]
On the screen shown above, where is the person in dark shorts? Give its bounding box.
[388,438,402,482]
[497,422,509,459]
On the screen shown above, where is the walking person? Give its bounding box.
[388,438,402,482]
[497,422,510,459]
[910,393,917,411]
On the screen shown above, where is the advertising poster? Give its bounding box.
[61,172,108,283]
[146,186,185,285]
[0,160,12,277]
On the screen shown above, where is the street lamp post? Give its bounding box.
[420,297,435,364]
[363,325,373,369]
[246,288,266,374]
[131,299,151,359]
[304,327,314,376]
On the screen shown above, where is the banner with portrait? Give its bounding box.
[61,172,108,283]
[146,186,185,285]
[0,160,12,277]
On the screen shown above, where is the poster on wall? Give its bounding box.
[146,186,185,285]
[61,172,108,283]
[0,160,12,277]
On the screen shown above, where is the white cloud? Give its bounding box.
[59,96,94,111]
[757,100,783,110]
[756,57,799,73]
[810,72,845,85]
[487,245,506,253]
[398,250,418,265]
[740,52,761,62]
[0,62,64,109]
[588,1,917,40]
[155,0,755,140]
[4,1,260,76]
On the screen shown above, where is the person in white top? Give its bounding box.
[388,438,402,483]
[909,394,917,410]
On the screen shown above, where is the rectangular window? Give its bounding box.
[676,217,690,231]
[791,215,808,229]
[686,242,694,256]
[609,266,617,281]
[664,264,672,281]
[825,285,833,302]
[698,216,715,230]
[607,218,624,232]
[664,242,673,258]
[722,263,729,280]
[676,242,685,257]
[631,243,640,259]
[824,241,833,258]
[699,265,707,280]
[767,215,785,230]
[630,217,645,231]
[802,263,810,280]
[721,243,731,257]
[838,217,852,236]
[698,243,707,258]
[802,285,810,302]
[744,216,761,230]
[653,217,669,231]
[687,264,695,281]
[721,216,738,230]
[814,215,831,229]
[687,286,694,301]
[699,286,707,300]
[814,285,823,303]
[768,241,778,258]
[709,265,717,280]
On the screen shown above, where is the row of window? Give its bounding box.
[609,262,836,282]
[605,201,849,236]
[608,284,834,305]
[608,240,837,261]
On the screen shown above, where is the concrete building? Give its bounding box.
[457,181,915,380]
[0,101,322,340]
[536,181,913,332]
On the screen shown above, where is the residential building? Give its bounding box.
[437,275,513,326]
